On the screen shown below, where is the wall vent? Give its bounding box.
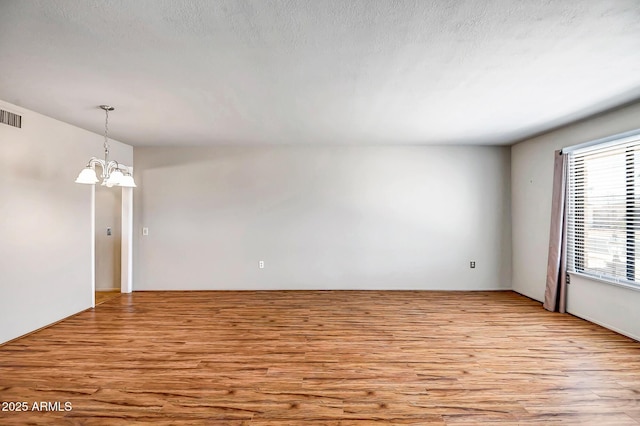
[0,109,22,128]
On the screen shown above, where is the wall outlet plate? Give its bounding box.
[470,261,476,269]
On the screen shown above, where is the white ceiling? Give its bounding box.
[1,0,639,146]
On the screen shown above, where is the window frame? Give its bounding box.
[564,129,640,289]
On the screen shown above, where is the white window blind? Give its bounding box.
[567,135,640,287]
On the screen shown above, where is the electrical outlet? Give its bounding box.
[470,261,476,269]
[259,260,264,269]
[106,227,112,236]
[142,227,149,236]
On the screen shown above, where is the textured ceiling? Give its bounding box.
[0,0,639,146]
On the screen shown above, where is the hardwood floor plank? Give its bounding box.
[0,290,639,424]
[95,291,120,306]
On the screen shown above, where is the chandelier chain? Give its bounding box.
[104,108,110,160]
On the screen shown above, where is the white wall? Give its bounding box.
[511,100,640,340]
[133,145,511,291]
[95,183,121,291]
[0,100,133,344]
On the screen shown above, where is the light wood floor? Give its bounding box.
[1,291,639,425]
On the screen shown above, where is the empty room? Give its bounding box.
[1,0,640,424]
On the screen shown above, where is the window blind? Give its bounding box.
[567,135,640,287]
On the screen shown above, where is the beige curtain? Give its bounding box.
[544,150,568,313]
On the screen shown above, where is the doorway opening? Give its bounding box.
[94,182,121,305]
[90,178,133,307]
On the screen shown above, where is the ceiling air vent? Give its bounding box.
[0,109,22,128]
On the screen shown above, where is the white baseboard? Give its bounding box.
[568,311,640,343]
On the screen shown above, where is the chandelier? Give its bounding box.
[75,105,136,188]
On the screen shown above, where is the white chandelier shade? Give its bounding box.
[75,167,99,184]
[75,105,137,188]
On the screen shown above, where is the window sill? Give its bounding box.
[568,271,640,293]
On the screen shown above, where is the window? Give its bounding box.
[566,133,640,287]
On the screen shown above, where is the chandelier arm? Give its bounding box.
[88,158,107,178]
[105,160,120,177]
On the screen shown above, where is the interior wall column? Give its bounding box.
[121,186,133,293]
